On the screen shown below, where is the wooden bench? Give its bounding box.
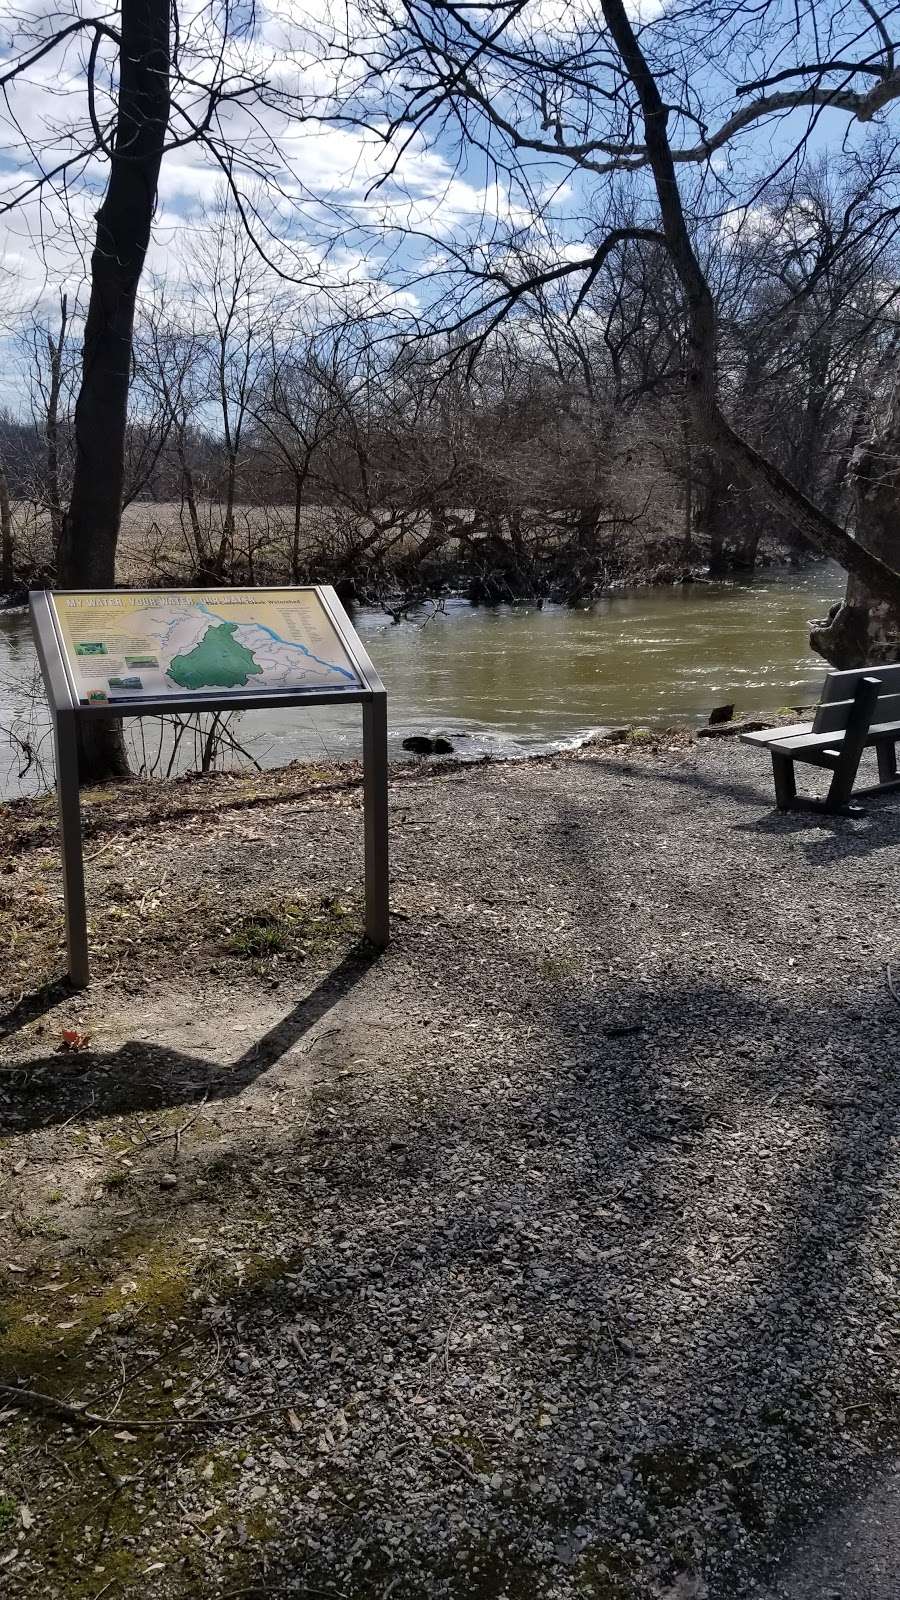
[741,663,900,815]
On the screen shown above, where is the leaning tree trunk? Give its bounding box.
[56,0,170,783]
[811,384,900,668]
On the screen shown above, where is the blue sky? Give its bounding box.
[0,0,897,409]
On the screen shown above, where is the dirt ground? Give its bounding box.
[1,737,900,1599]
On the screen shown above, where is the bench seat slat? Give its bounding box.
[768,717,900,755]
[739,723,813,747]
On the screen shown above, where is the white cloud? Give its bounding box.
[0,0,663,408]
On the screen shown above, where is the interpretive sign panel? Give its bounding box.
[30,585,389,987]
[52,587,362,707]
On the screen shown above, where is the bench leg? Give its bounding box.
[877,741,898,784]
[772,752,797,809]
[825,767,859,813]
[824,675,882,814]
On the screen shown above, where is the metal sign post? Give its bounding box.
[29,585,389,987]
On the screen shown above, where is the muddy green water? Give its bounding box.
[0,566,844,797]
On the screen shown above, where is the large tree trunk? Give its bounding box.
[680,411,694,560]
[695,455,730,573]
[46,293,68,556]
[56,0,170,783]
[811,385,900,667]
[792,331,830,500]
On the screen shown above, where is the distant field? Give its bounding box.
[10,491,688,587]
[10,500,350,586]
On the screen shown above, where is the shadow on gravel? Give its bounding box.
[0,941,377,1134]
[6,763,900,1599]
[39,967,894,1600]
[9,961,900,1595]
[0,977,74,1045]
[599,750,900,859]
[597,751,773,809]
[735,808,900,864]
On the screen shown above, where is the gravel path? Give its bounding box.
[758,1464,900,1598]
[1,736,900,1599]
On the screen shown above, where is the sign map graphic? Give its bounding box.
[51,589,361,705]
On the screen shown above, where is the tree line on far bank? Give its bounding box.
[2,161,894,615]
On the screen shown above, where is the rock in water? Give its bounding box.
[402,735,455,756]
[708,703,735,725]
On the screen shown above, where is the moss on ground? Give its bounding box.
[1,1233,293,1597]
[0,1231,196,1388]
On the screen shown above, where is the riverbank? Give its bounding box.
[2,739,899,1599]
[0,503,818,613]
[1,568,846,800]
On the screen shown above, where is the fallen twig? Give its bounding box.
[0,1382,299,1432]
[53,1093,96,1140]
[432,1442,484,1487]
[131,1093,208,1157]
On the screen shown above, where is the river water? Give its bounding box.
[0,566,845,798]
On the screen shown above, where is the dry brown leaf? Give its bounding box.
[57,1028,91,1053]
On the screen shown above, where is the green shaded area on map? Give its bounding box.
[168,621,263,691]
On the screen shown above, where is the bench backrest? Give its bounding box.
[812,664,900,735]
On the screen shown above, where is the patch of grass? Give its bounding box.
[435,1535,541,1600]
[227,912,290,957]
[0,875,63,993]
[539,953,579,981]
[1,1234,292,1596]
[633,1446,713,1509]
[206,1153,236,1180]
[576,1546,637,1597]
[224,892,358,964]
[434,1431,494,1474]
[0,1239,197,1595]
[28,1214,66,1241]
